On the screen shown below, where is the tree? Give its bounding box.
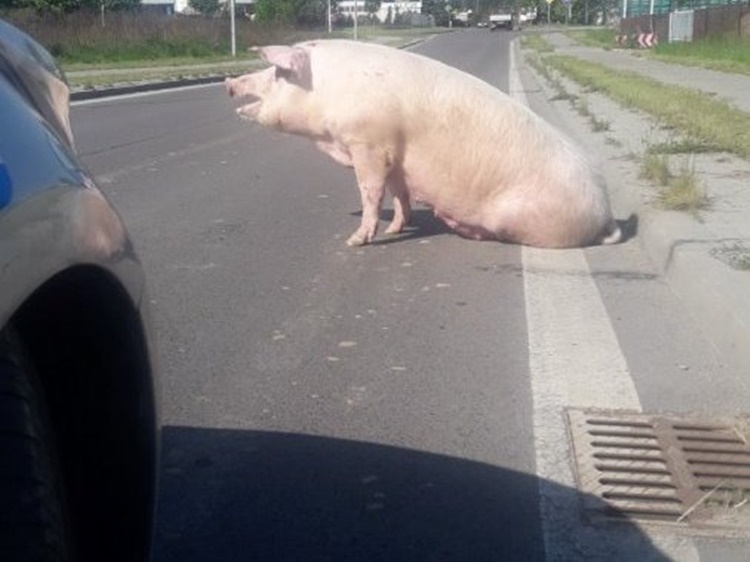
[254,0,296,23]
[364,0,380,17]
[255,0,336,26]
[8,0,80,13]
[294,0,327,26]
[421,0,451,26]
[96,0,140,10]
[189,0,220,15]
[7,0,139,14]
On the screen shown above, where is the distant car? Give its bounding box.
[489,13,513,30]
[0,18,159,562]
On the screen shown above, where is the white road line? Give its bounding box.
[509,39,699,562]
[524,250,640,410]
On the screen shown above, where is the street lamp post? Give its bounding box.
[230,0,236,57]
[354,0,359,40]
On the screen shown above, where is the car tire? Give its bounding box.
[0,328,72,562]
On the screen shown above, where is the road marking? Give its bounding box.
[509,39,699,562]
[523,250,640,409]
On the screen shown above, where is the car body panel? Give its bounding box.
[0,17,159,561]
[0,16,146,323]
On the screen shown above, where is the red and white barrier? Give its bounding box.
[637,32,658,48]
[614,33,658,48]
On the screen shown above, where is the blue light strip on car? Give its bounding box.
[0,158,11,209]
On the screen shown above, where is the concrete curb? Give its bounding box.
[70,73,231,101]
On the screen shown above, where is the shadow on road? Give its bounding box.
[349,209,641,247]
[617,213,639,244]
[154,426,670,562]
[348,208,453,245]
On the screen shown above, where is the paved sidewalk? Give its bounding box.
[536,32,750,376]
[545,32,750,113]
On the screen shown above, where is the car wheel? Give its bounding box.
[0,328,72,562]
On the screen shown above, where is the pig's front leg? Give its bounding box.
[346,145,394,247]
[385,176,411,235]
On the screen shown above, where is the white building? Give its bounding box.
[166,0,254,14]
[159,0,422,21]
[338,1,423,23]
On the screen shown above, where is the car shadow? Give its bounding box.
[153,426,670,562]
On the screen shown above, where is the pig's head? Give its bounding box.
[225,45,314,131]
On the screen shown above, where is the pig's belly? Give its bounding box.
[402,171,499,240]
[434,210,499,241]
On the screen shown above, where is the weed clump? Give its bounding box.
[640,153,711,217]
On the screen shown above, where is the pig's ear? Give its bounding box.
[258,46,312,90]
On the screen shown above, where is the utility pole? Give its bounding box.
[230,0,236,57]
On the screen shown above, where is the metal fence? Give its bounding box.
[624,0,749,18]
[693,3,750,37]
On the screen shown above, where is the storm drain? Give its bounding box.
[567,409,750,533]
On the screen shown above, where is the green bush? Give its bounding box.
[1,10,314,62]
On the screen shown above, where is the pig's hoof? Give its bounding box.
[385,223,404,235]
[346,233,368,247]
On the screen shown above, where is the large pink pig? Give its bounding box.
[225,39,621,248]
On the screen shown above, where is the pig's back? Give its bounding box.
[297,39,540,167]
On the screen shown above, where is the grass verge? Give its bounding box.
[640,152,672,186]
[68,64,257,90]
[544,55,750,160]
[62,54,256,73]
[521,33,554,53]
[567,28,750,76]
[650,36,750,77]
[657,160,710,216]
[567,29,617,49]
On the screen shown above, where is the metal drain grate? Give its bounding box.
[567,409,750,532]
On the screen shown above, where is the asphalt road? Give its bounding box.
[70,29,749,562]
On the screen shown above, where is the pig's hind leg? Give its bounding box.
[384,176,411,235]
[346,145,394,247]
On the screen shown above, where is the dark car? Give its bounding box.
[0,19,159,562]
